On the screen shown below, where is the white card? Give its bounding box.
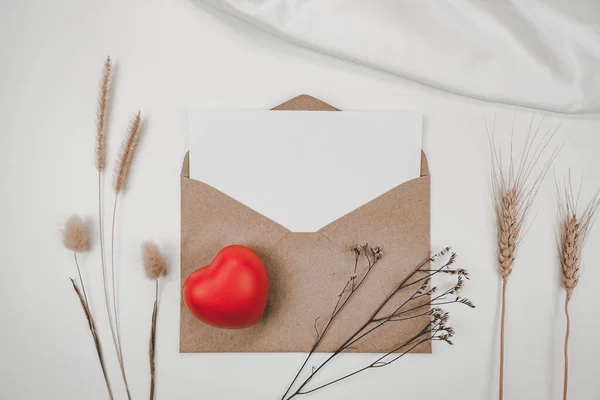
[188,110,422,232]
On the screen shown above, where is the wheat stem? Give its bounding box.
[499,278,507,400]
[563,297,571,400]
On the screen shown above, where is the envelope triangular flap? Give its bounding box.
[180,95,431,353]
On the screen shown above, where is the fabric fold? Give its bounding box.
[193,0,600,114]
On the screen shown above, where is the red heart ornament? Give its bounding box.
[183,245,269,329]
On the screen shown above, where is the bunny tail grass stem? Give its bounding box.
[70,278,114,400]
[141,241,166,400]
[110,194,131,400]
[73,253,89,309]
[563,297,571,400]
[499,278,507,400]
[149,280,158,400]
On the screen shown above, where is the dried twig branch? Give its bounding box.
[279,244,381,400]
[282,246,474,399]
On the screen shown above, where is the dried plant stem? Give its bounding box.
[98,171,121,396]
[100,175,117,326]
[297,333,432,397]
[280,249,376,400]
[98,172,121,368]
[563,297,571,400]
[73,253,89,308]
[70,278,113,400]
[149,280,158,400]
[499,278,507,400]
[110,194,131,400]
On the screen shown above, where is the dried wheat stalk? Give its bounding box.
[488,115,560,400]
[557,176,600,400]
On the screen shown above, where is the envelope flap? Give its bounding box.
[271,94,340,111]
[421,151,429,176]
[181,152,190,178]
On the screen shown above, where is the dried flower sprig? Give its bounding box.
[108,111,143,400]
[62,215,113,399]
[142,241,167,400]
[488,115,560,400]
[281,246,474,399]
[280,244,383,400]
[556,176,600,400]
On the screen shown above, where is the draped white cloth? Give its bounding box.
[194,0,600,114]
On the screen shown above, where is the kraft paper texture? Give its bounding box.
[180,94,431,353]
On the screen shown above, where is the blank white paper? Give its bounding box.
[188,110,422,232]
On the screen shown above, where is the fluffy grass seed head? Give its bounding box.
[63,215,90,253]
[142,241,167,280]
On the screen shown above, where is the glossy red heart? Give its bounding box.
[183,245,269,329]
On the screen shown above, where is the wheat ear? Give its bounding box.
[557,176,600,400]
[488,115,560,400]
[109,112,143,400]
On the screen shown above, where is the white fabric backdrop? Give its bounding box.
[1,0,600,399]
[196,0,600,114]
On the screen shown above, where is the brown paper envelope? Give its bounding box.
[180,95,431,353]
